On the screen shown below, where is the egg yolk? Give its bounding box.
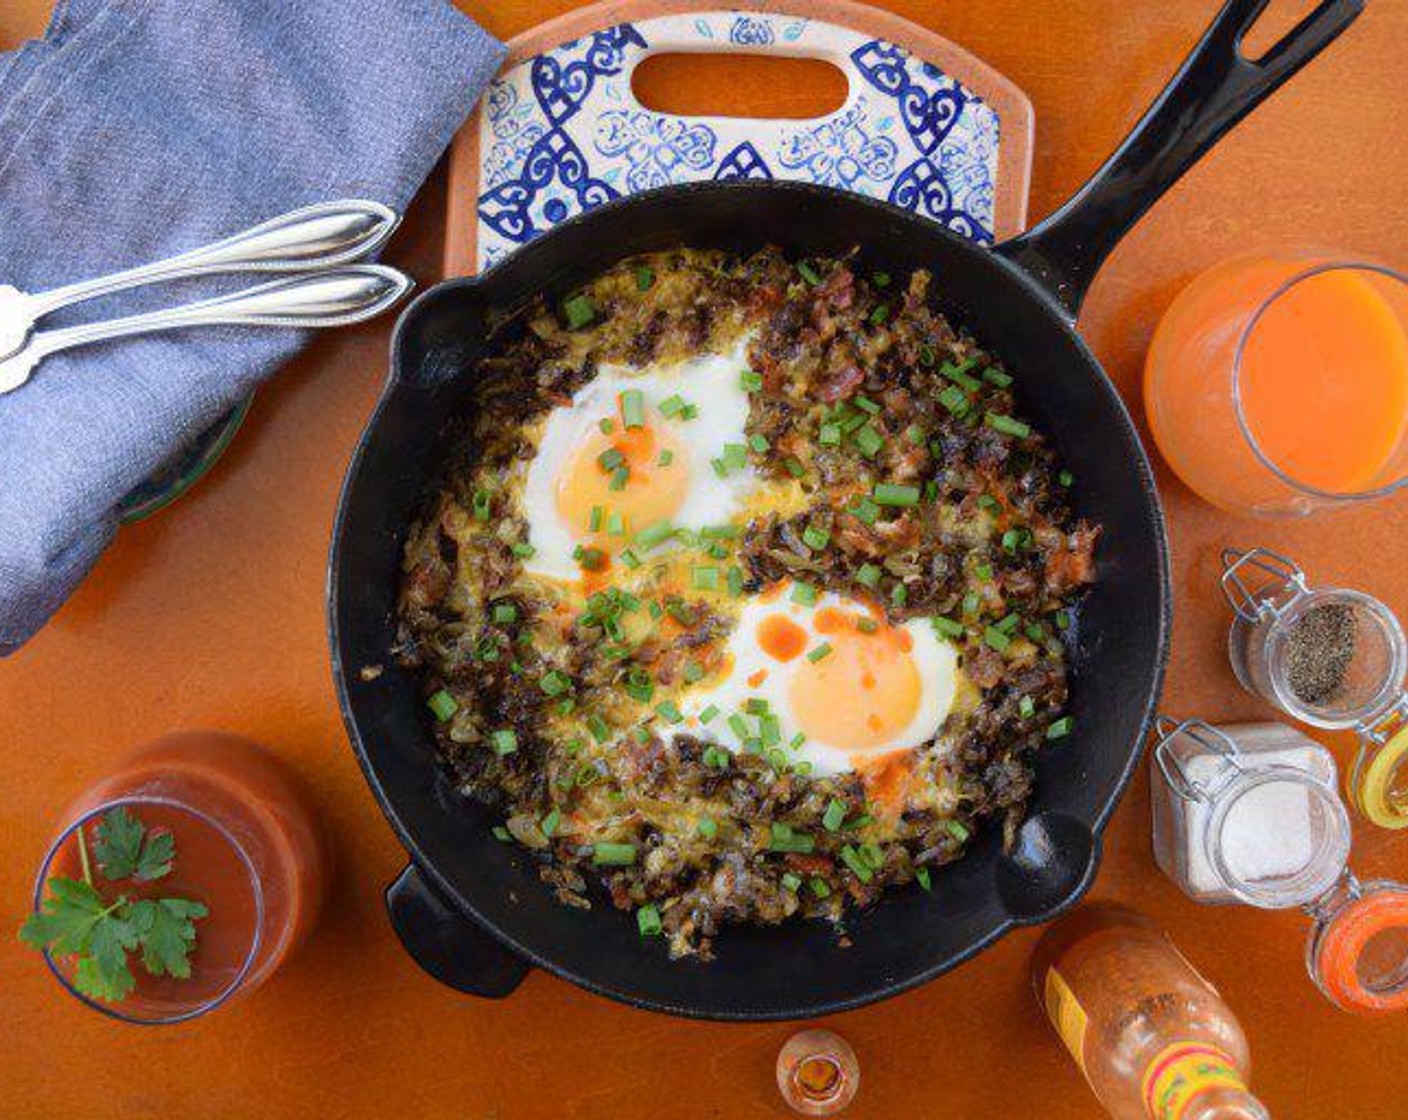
[555,403,690,552]
[786,609,921,750]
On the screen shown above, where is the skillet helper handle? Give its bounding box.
[385,864,531,998]
[997,0,1364,320]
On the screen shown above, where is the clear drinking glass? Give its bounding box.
[27,732,326,1024]
[1144,252,1408,517]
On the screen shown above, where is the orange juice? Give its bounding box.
[1144,254,1408,515]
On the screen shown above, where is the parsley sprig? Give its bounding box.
[20,807,209,1003]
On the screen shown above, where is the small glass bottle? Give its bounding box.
[1150,718,1351,907]
[776,1029,859,1116]
[1221,548,1408,828]
[1033,905,1268,1120]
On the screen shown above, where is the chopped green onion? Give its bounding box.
[962,592,981,617]
[692,565,720,591]
[655,700,684,724]
[599,417,615,435]
[932,616,964,639]
[471,488,491,522]
[740,369,763,392]
[490,729,518,756]
[986,412,1031,439]
[607,512,626,536]
[636,904,662,936]
[869,304,890,326]
[802,525,830,551]
[1019,696,1036,719]
[983,367,1013,388]
[769,822,815,853]
[974,563,993,582]
[819,423,842,446]
[749,433,770,454]
[746,698,771,715]
[823,799,848,832]
[539,670,572,697]
[807,642,833,663]
[682,660,705,684]
[656,449,674,468]
[608,467,629,491]
[701,524,741,540]
[938,385,970,415]
[855,395,881,415]
[620,389,646,430]
[659,394,687,418]
[872,483,920,507]
[856,562,882,588]
[511,542,535,559]
[624,669,655,703]
[635,265,655,291]
[996,612,1022,635]
[698,818,718,839]
[1058,469,1074,487]
[784,456,806,478]
[940,360,982,392]
[493,603,518,624]
[492,825,511,842]
[919,344,936,366]
[977,494,1001,514]
[727,566,745,597]
[839,845,874,883]
[857,617,879,634]
[983,626,1012,652]
[588,713,610,742]
[680,403,699,420]
[597,447,625,472]
[797,260,823,286]
[791,582,817,606]
[721,442,748,471]
[916,866,932,891]
[562,293,596,330]
[854,424,884,458]
[810,878,832,899]
[1047,717,1074,740]
[891,583,908,607]
[588,506,604,533]
[427,690,458,722]
[541,808,561,837]
[906,424,926,445]
[1055,610,1071,631]
[620,548,641,570]
[848,496,881,525]
[781,872,802,893]
[635,520,675,550]
[574,545,607,571]
[592,842,637,866]
[945,820,971,842]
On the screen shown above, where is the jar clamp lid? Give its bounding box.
[1221,548,1408,828]
[1306,878,1408,1014]
[1153,717,1352,910]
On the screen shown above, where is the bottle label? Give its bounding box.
[1042,966,1089,1075]
[1141,1041,1247,1120]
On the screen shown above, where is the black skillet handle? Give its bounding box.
[995,0,1364,320]
[385,864,531,997]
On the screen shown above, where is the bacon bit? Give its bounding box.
[965,646,1006,689]
[783,852,833,876]
[1045,523,1100,592]
[815,266,855,310]
[815,363,865,403]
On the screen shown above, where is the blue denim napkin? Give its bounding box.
[0,0,502,653]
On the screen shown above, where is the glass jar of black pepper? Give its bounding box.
[1221,548,1408,829]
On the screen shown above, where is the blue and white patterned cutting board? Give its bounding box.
[456,5,1032,272]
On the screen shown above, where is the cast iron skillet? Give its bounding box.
[329,0,1362,1019]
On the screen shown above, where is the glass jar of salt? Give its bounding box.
[1221,548,1408,829]
[1150,718,1351,907]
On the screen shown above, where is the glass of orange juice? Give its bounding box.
[22,732,326,1024]
[1144,252,1408,516]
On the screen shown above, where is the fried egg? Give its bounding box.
[679,584,961,776]
[520,337,757,582]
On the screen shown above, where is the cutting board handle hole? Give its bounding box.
[631,53,848,120]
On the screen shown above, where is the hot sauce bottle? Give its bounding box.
[1032,905,1269,1120]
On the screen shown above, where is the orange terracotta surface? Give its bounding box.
[3,2,1408,1116]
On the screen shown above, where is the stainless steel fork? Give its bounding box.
[0,198,399,361]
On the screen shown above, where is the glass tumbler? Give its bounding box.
[1144,252,1408,517]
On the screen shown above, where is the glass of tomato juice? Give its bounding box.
[27,731,327,1024]
[1144,252,1408,517]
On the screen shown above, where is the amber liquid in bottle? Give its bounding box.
[1032,905,1269,1120]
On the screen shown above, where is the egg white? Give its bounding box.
[678,589,960,776]
[520,336,757,582]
